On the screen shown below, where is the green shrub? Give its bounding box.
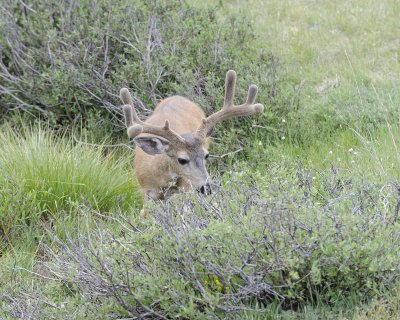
[0,0,282,146]
[9,164,398,318]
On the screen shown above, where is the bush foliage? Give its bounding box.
[0,0,281,140]
[3,166,399,318]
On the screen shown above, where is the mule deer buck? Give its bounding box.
[120,70,263,202]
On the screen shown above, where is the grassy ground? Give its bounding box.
[197,0,400,94]
[1,0,400,318]
[197,0,400,177]
[196,0,400,145]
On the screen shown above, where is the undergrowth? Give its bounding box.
[1,164,399,318]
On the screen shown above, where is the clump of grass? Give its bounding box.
[0,125,140,246]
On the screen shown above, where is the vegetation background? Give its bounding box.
[0,0,399,318]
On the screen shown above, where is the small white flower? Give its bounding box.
[348,148,354,153]
[329,150,333,155]
[258,141,262,146]
[312,176,316,180]
[281,136,286,140]
[351,160,355,164]
[282,119,286,123]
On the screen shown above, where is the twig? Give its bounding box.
[393,185,400,224]
[72,136,135,151]
[219,147,243,158]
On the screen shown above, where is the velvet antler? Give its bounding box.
[196,70,264,139]
[120,88,186,146]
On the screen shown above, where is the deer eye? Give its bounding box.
[178,158,189,165]
[204,153,209,160]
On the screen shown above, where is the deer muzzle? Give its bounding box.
[199,182,212,195]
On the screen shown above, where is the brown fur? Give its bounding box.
[134,96,209,200]
[120,70,263,203]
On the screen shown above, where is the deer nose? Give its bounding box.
[199,182,212,195]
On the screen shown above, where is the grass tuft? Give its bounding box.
[0,125,140,248]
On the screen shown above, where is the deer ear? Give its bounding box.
[134,137,170,155]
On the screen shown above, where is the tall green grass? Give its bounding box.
[0,126,140,248]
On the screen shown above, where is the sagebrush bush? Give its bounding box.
[6,164,398,319]
[0,0,283,147]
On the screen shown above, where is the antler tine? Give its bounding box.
[224,69,236,107]
[120,88,143,125]
[120,88,186,145]
[246,84,258,105]
[196,70,264,139]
